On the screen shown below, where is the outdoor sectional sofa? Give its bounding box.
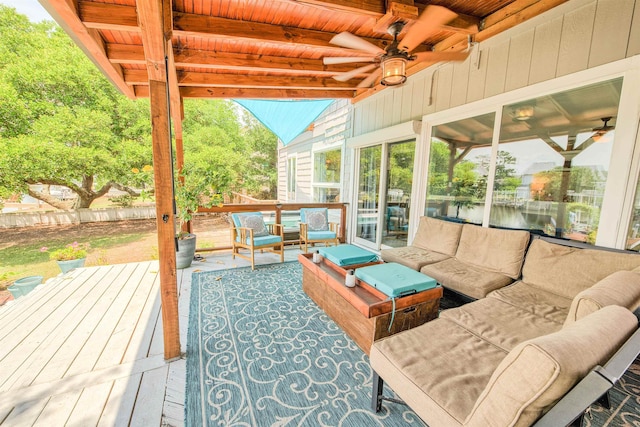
[381,217,531,299]
[372,217,640,426]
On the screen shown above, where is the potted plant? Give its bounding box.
[42,242,89,273]
[174,164,226,269]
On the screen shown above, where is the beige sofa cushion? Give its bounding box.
[421,258,514,299]
[522,239,640,300]
[464,305,637,427]
[371,318,508,426]
[380,246,450,271]
[488,282,573,325]
[441,297,563,352]
[455,225,530,279]
[412,216,463,256]
[564,270,640,327]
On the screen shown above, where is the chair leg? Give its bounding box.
[372,371,384,413]
[250,249,255,270]
[279,243,284,263]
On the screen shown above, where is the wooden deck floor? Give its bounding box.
[0,248,301,426]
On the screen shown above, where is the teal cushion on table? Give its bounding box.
[249,235,282,246]
[355,262,438,298]
[307,230,337,240]
[318,244,378,266]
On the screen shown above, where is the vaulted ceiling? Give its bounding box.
[39,0,569,103]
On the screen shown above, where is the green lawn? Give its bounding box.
[0,231,150,291]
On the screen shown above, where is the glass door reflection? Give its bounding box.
[356,145,381,244]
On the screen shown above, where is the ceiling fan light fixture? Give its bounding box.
[512,105,535,121]
[380,56,407,86]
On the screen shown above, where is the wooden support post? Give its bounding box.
[149,79,181,360]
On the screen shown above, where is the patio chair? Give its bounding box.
[230,212,284,270]
[299,208,339,253]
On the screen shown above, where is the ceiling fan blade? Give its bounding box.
[333,63,378,82]
[330,32,385,55]
[357,69,382,88]
[400,5,458,53]
[323,56,377,65]
[413,50,469,63]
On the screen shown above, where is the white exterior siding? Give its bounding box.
[277,99,352,203]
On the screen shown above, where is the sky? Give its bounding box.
[0,0,52,22]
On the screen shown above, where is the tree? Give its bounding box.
[0,6,153,209]
[240,109,278,199]
[0,7,280,209]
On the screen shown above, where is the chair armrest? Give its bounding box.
[300,222,308,239]
[329,222,340,237]
[233,226,254,242]
[268,223,284,237]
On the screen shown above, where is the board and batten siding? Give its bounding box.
[353,0,640,136]
[277,100,352,203]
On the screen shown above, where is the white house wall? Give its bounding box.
[277,99,352,203]
[353,0,640,135]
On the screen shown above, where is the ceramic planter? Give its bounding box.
[176,233,197,269]
[57,258,86,274]
[8,275,44,299]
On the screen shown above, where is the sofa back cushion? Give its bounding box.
[522,239,640,299]
[564,270,640,327]
[464,305,637,427]
[455,225,530,279]
[412,217,463,257]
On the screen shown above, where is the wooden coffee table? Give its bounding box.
[298,253,442,355]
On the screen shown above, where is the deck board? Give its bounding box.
[0,248,303,426]
[21,264,138,388]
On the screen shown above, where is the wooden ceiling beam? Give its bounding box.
[436,0,569,52]
[134,85,354,98]
[292,0,478,35]
[180,87,355,99]
[172,12,392,51]
[124,69,360,89]
[292,0,385,16]
[79,1,140,32]
[36,0,134,98]
[107,44,369,75]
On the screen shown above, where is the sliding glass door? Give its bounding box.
[354,140,415,250]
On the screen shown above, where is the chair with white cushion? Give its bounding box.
[230,212,284,270]
[299,208,339,253]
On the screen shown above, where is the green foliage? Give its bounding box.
[108,194,134,208]
[174,163,226,229]
[533,166,604,201]
[0,6,279,209]
[43,242,89,261]
[0,6,153,208]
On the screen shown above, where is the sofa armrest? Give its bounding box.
[564,270,640,327]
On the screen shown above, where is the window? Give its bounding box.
[287,156,297,201]
[425,113,495,223]
[312,148,341,202]
[490,78,622,244]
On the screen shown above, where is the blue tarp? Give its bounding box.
[234,99,334,145]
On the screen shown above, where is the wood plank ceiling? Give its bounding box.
[40,0,569,103]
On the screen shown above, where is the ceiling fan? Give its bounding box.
[591,117,615,142]
[324,5,470,88]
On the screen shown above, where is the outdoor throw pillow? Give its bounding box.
[238,214,270,237]
[306,209,329,231]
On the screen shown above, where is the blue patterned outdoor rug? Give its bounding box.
[186,261,424,426]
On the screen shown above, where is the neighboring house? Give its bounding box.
[279,0,640,252]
